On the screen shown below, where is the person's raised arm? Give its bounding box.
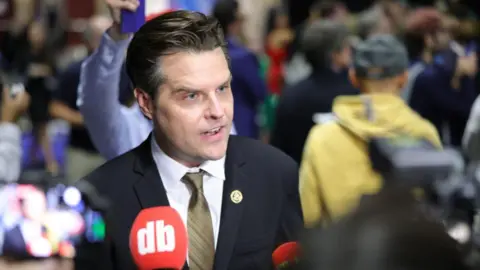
[77,0,140,160]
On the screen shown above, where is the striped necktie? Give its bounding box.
[183,172,215,270]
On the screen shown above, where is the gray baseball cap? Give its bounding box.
[353,34,409,80]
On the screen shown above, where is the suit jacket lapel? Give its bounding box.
[214,137,247,270]
[132,135,189,269]
[132,135,170,209]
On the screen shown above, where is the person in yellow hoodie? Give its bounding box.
[300,34,442,227]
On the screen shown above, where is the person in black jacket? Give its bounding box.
[271,20,358,163]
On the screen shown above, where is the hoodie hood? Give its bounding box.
[333,94,435,141]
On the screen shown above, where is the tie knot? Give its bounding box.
[183,171,204,191]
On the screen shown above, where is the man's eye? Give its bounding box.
[218,85,229,92]
[185,93,197,100]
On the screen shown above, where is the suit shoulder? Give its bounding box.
[82,147,138,191]
[230,136,298,168]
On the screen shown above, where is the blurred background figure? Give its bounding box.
[265,6,293,96]
[2,186,47,256]
[300,189,469,270]
[402,7,443,102]
[48,15,112,184]
[0,86,30,183]
[271,20,357,164]
[213,0,268,139]
[285,0,348,86]
[22,21,58,175]
[299,35,441,226]
[408,11,477,148]
[355,5,392,41]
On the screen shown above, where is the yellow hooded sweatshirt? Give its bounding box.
[299,94,442,227]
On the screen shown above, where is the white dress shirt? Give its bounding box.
[77,32,237,160]
[150,137,224,249]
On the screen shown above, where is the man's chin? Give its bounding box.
[202,145,228,161]
[204,150,227,161]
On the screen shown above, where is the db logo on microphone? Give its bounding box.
[129,207,188,270]
[137,220,175,255]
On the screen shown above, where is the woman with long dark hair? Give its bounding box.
[23,20,58,174]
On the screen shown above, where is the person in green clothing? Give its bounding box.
[258,54,279,142]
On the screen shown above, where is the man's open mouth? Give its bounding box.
[203,126,222,135]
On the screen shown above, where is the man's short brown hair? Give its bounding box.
[125,10,228,97]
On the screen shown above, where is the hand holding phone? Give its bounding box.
[105,0,139,40]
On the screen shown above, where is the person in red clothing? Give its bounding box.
[265,7,294,95]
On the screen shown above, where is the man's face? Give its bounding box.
[152,48,233,165]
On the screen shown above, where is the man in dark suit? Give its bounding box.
[74,2,303,270]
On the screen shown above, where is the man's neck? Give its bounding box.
[153,132,203,168]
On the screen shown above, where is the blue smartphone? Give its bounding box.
[121,0,176,33]
[121,0,146,33]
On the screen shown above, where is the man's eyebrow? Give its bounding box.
[220,74,233,86]
[172,86,197,93]
[172,74,232,93]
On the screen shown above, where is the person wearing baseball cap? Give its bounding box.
[299,34,442,227]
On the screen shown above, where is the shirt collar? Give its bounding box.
[150,137,226,189]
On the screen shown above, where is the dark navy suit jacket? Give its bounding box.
[74,135,303,270]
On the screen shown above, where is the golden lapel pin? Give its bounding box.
[230,190,243,204]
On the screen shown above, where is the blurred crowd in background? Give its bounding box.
[0,0,479,182]
[0,0,480,269]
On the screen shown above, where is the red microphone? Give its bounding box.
[272,242,300,269]
[129,207,188,270]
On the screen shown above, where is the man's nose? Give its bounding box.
[207,96,225,119]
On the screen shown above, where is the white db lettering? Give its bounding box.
[137,220,175,255]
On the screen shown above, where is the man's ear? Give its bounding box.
[348,68,360,88]
[134,88,154,120]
